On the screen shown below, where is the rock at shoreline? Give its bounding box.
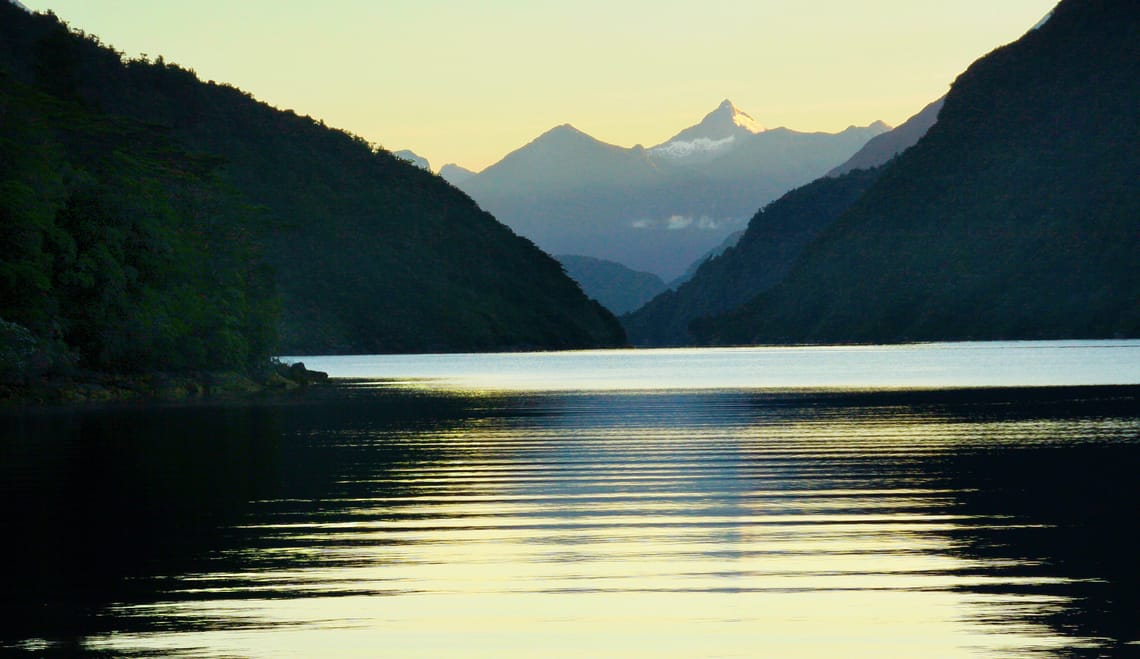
[1,363,329,407]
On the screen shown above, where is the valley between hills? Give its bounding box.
[1,0,1136,396]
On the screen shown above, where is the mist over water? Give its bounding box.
[3,343,1138,657]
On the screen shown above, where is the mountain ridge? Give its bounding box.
[455,102,887,278]
[695,0,1139,344]
[0,3,627,358]
[828,97,944,177]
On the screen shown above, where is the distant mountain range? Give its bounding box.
[393,149,431,171]
[448,101,888,279]
[632,0,1138,346]
[826,96,944,177]
[622,94,945,345]
[439,163,476,186]
[648,99,766,162]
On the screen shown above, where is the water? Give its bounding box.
[285,340,1140,391]
[3,342,1138,657]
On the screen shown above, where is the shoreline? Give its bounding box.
[0,362,329,408]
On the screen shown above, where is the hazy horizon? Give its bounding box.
[19,0,1056,171]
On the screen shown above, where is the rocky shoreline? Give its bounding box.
[0,361,329,407]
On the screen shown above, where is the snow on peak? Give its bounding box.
[650,135,737,160]
[650,99,765,160]
[6,0,30,11]
[719,100,764,134]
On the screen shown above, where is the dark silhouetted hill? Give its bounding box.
[393,149,430,171]
[694,0,1139,344]
[0,4,626,358]
[666,230,744,290]
[622,168,881,346]
[827,96,944,177]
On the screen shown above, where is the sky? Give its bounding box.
[21,0,1058,172]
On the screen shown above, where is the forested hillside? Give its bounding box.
[1,64,276,375]
[695,0,1138,344]
[556,255,666,315]
[0,4,625,374]
[622,168,881,346]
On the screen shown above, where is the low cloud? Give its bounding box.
[630,215,743,231]
[649,136,737,160]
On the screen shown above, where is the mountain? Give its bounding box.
[622,168,882,346]
[555,255,666,315]
[439,163,476,186]
[649,99,764,163]
[393,149,430,171]
[694,0,1139,345]
[467,124,665,199]
[0,59,278,376]
[827,97,944,177]
[666,230,744,290]
[0,4,626,361]
[701,122,890,189]
[455,103,887,279]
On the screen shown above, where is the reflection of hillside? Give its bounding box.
[779,386,1140,656]
[2,385,1135,656]
[931,435,1140,656]
[0,387,484,651]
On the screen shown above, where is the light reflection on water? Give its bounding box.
[285,340,1140,391]
[2,349,1139,657]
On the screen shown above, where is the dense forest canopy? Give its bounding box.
[0,4,624,381]
[0,59,277,375]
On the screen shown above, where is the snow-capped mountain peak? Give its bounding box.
[719,99,765,134]
[650,99,765,162]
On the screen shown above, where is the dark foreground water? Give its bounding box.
[3,344,1139,657]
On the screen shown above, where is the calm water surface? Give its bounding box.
[3,342,1139,657]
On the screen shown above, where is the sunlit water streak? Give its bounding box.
[3,342,1138,657]
[285,340,1140,391]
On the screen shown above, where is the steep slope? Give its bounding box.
[649,99,764,163]
[393,149,431,171]
[0,66,278,375]
[707,123,890,184]
[464,124,665,199]
[456,103,886,279]
[696,0,1139,345]
[827,97,944,177]
[666,230,744,290]
[0,5,626,355]
[439,163,476,186]
[555,255,666,315]
[622,168,881,346]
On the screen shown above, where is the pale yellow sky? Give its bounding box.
[21,0,1057,171]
